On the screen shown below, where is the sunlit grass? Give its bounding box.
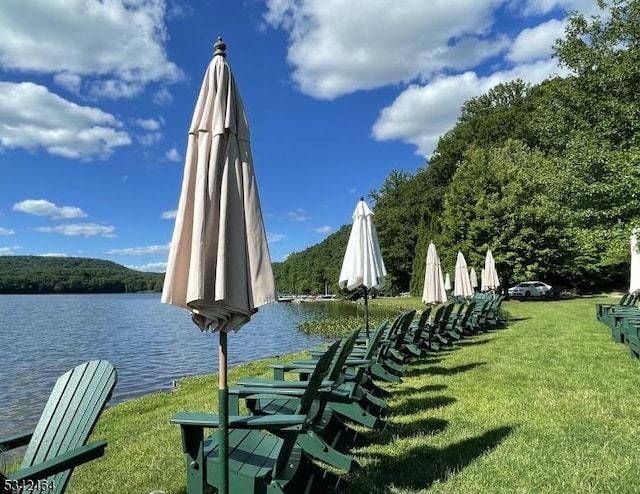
[62,296,640,493]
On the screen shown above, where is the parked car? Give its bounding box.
[508,281,553,298]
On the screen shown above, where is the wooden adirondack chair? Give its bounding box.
[231,329,362,472]
[0,360,117,494]
[171,341,342,494]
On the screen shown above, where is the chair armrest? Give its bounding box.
[236,378,333,389]
[8,441,107,482]
[0,430,33,450]
[171,412,306,430]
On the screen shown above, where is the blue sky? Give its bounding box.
[0,0,598,272]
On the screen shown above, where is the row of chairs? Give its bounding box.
[171,293,506,493]
[596,291,640,358]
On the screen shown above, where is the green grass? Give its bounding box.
[62,296,640,493]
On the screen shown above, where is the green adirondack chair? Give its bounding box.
[0,360,117,494]
[171,341,342,494]
[232,329,362,472]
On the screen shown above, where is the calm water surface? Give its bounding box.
[0,293,370,437]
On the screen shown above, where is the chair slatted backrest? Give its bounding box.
[275,341,340,476]
[22,360,117,494]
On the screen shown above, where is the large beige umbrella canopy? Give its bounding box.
[454,251,474,297]
[161,38,277,494]
[631,229,640,293]
[339,197,387,338]
[482,250,501,291]
[444,273,452,291]
[422,242,447,305]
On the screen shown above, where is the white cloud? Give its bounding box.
[0,82,131,160]
[507,18,566,63]
[135,117,163,130]
[125,261,167,272]
[161,209,177,219]
[138,132,163,146]
[0,227,15,235]
[165,147,182,161]
[264,0,506,99]
[287,208,310,222]
[13,199,87,219]
[372,59,568,157]
[0,246,21,255]
[38,252,69,257]
[54,72,82,93]
[33,223,116,237]
[0,0,183,99]
[106,243,170,255]
[518,0,600,16]
[315,225,332,234]
[268,233,286,243]
[153,87,173,105]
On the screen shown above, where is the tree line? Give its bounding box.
[0,256,164,294]
[274,0,640,296]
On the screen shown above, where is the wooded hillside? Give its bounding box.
[0,256,164,294]
[273,0,640,295]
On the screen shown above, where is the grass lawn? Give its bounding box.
[62,296,640,493]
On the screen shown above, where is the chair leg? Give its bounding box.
[296,432,359,472]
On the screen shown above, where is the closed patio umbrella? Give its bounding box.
[469,267,478,291]
[161,38,277,494]
[631,229,640,293]
[454,251,474,297]
[444,273,451,292]
[483,250,500,291]
[339,197,387,340]
[422,242,447,305]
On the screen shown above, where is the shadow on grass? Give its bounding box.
[456,339,494,347]
[394,395,456,415]
[349,426,514,493]
[392,384,447,396]
[423,362,487,376]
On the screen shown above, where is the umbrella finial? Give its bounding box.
[214,37,227,57]
[360,196,364,201]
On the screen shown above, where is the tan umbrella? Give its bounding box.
[339,197,387,340]
[469,267,478,291]
[454,251,474,297]
[482,249,500,291]
[422,242,447,305]
[161,38,277,494]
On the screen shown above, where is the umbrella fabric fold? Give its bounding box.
[422,242,447,305]
[162,40,277,333]
[482,250,500,291]
[454,251,474,297]
[469,267,478,290]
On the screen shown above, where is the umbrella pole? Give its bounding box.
[219,331,229,494]
[364,286,370,345]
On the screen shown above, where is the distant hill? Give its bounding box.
[0,256,165,294]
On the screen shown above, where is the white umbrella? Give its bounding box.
[483,250,501,291]
[480,268,486,291]
[444,273,451,291]
[454,251,474,297]
[422,242,447,305]
[469,267,478,290]
[161,38,277,494]
[631,229,640,292]
[339,197,387,339]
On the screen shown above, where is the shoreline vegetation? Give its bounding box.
[27,295,638,494]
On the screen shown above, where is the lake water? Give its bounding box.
[0,293,372,438]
